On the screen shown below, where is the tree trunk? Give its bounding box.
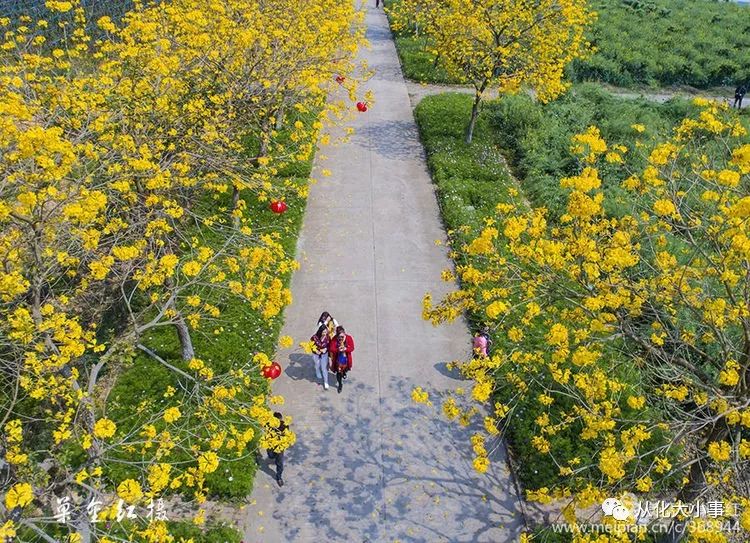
[466,92,481,144]
[275,98,286,131]
[231,184,241,213]
[231,119,271,221]
[174,311,195,361]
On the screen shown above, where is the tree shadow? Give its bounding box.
[433,361,463,380]
[363,9,411,84]
[365,18,392,44]
[352,120,426,160]
[250,372,524,542]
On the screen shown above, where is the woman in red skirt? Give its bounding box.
[328,326,354,393]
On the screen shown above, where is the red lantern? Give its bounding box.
[261,362,282,380]
[356,101,368,112]
[269,362,282,380]
[335,75,345,84]
[269,200,288,214]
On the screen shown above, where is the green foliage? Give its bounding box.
[390,0,750,89]
[167,521,242,543]
[571,0,750,88]
[530,530,572,543]
[486,84,696,219]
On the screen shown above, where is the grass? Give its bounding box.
[391,32,455,85]
[413,93,519,251]
[572,0,750,88]
[167,521,243,543]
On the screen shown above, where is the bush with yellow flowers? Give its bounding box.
[388,0,594,142]
[0,0,364,541]
[425,99,750,540]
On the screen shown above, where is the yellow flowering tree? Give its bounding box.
[0,0,363,541]
[389,0,594,142]
[425,100,750,539]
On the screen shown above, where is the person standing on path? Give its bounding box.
[328,326,354,394]
[311,325,330,390]
[317,312,339,341]
[472,326,492,359]
[265,412,290,487]
[734,83,747,109]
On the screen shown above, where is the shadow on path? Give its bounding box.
[352,120,424,160]
[258,367,523,542]
[286,353,322,385]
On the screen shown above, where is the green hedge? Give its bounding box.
[414,93,518,246]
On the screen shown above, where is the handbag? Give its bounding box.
[337,352,348,366]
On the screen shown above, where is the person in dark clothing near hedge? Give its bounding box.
[266,412,288,487]
[328,326,354,393]
[734,83,747,109]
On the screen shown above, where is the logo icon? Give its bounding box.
[602,498,631,521]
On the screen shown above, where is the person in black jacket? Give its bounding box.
[734,83,747,109]
[266,412,288,487]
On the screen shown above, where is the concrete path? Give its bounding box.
[404,81,742,108]
[241,6,524,543]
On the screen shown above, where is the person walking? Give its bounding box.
[317,312,339,340]
[734,82,747,109]
[328,326,354,394]
[311,325,330,390]
[266,412,289,487]
[376,0,384,7]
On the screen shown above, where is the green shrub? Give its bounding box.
[205,455,256,499]
[486,84,697,219]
